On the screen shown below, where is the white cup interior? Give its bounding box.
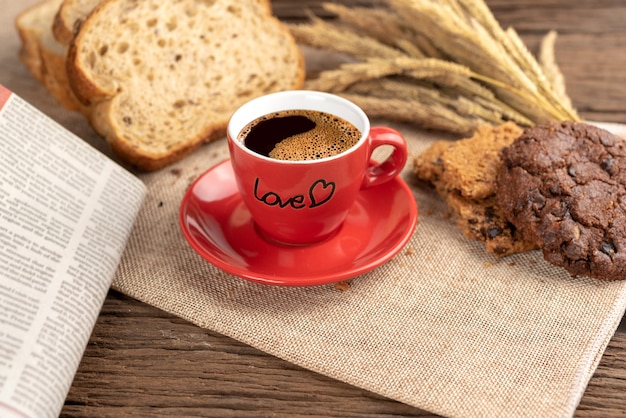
[228,90,370,160]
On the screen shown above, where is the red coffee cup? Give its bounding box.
[227,90,408,245]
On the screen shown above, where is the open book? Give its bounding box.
[0,85,147,418]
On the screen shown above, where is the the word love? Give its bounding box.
[253,177,336,209]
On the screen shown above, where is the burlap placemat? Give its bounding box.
[3,2,626,416]
[112,121,626,418]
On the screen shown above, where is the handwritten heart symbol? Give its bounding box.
[309,179,335,208]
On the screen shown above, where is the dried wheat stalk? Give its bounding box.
[320,3,430,58]
[346,79,503,127]
[539,30,572,110]
[290,14,404,60]
[288,0,579,134]
[340,93,481,134]
[305,57,473,91]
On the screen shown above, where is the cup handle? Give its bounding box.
[362,126,408,188]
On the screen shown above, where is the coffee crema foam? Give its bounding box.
[239,109,361,161]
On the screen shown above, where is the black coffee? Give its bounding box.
[238,109,361,161]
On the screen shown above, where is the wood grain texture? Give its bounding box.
[62,1,626,416]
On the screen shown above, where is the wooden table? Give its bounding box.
[61,1,626,416]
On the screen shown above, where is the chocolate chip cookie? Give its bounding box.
[497,121,626,280]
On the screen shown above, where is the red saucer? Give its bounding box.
[179,160,418,286]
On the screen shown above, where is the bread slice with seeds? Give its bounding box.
[67,0,304,170]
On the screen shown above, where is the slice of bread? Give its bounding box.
[66,0,305,171]
[52,0,274,46]
[16,0,83,110]
[16,0,64,83]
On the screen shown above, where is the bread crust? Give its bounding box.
[53,0,111,46]
[51,3,74,45]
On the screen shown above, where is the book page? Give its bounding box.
[0,85,147,418]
